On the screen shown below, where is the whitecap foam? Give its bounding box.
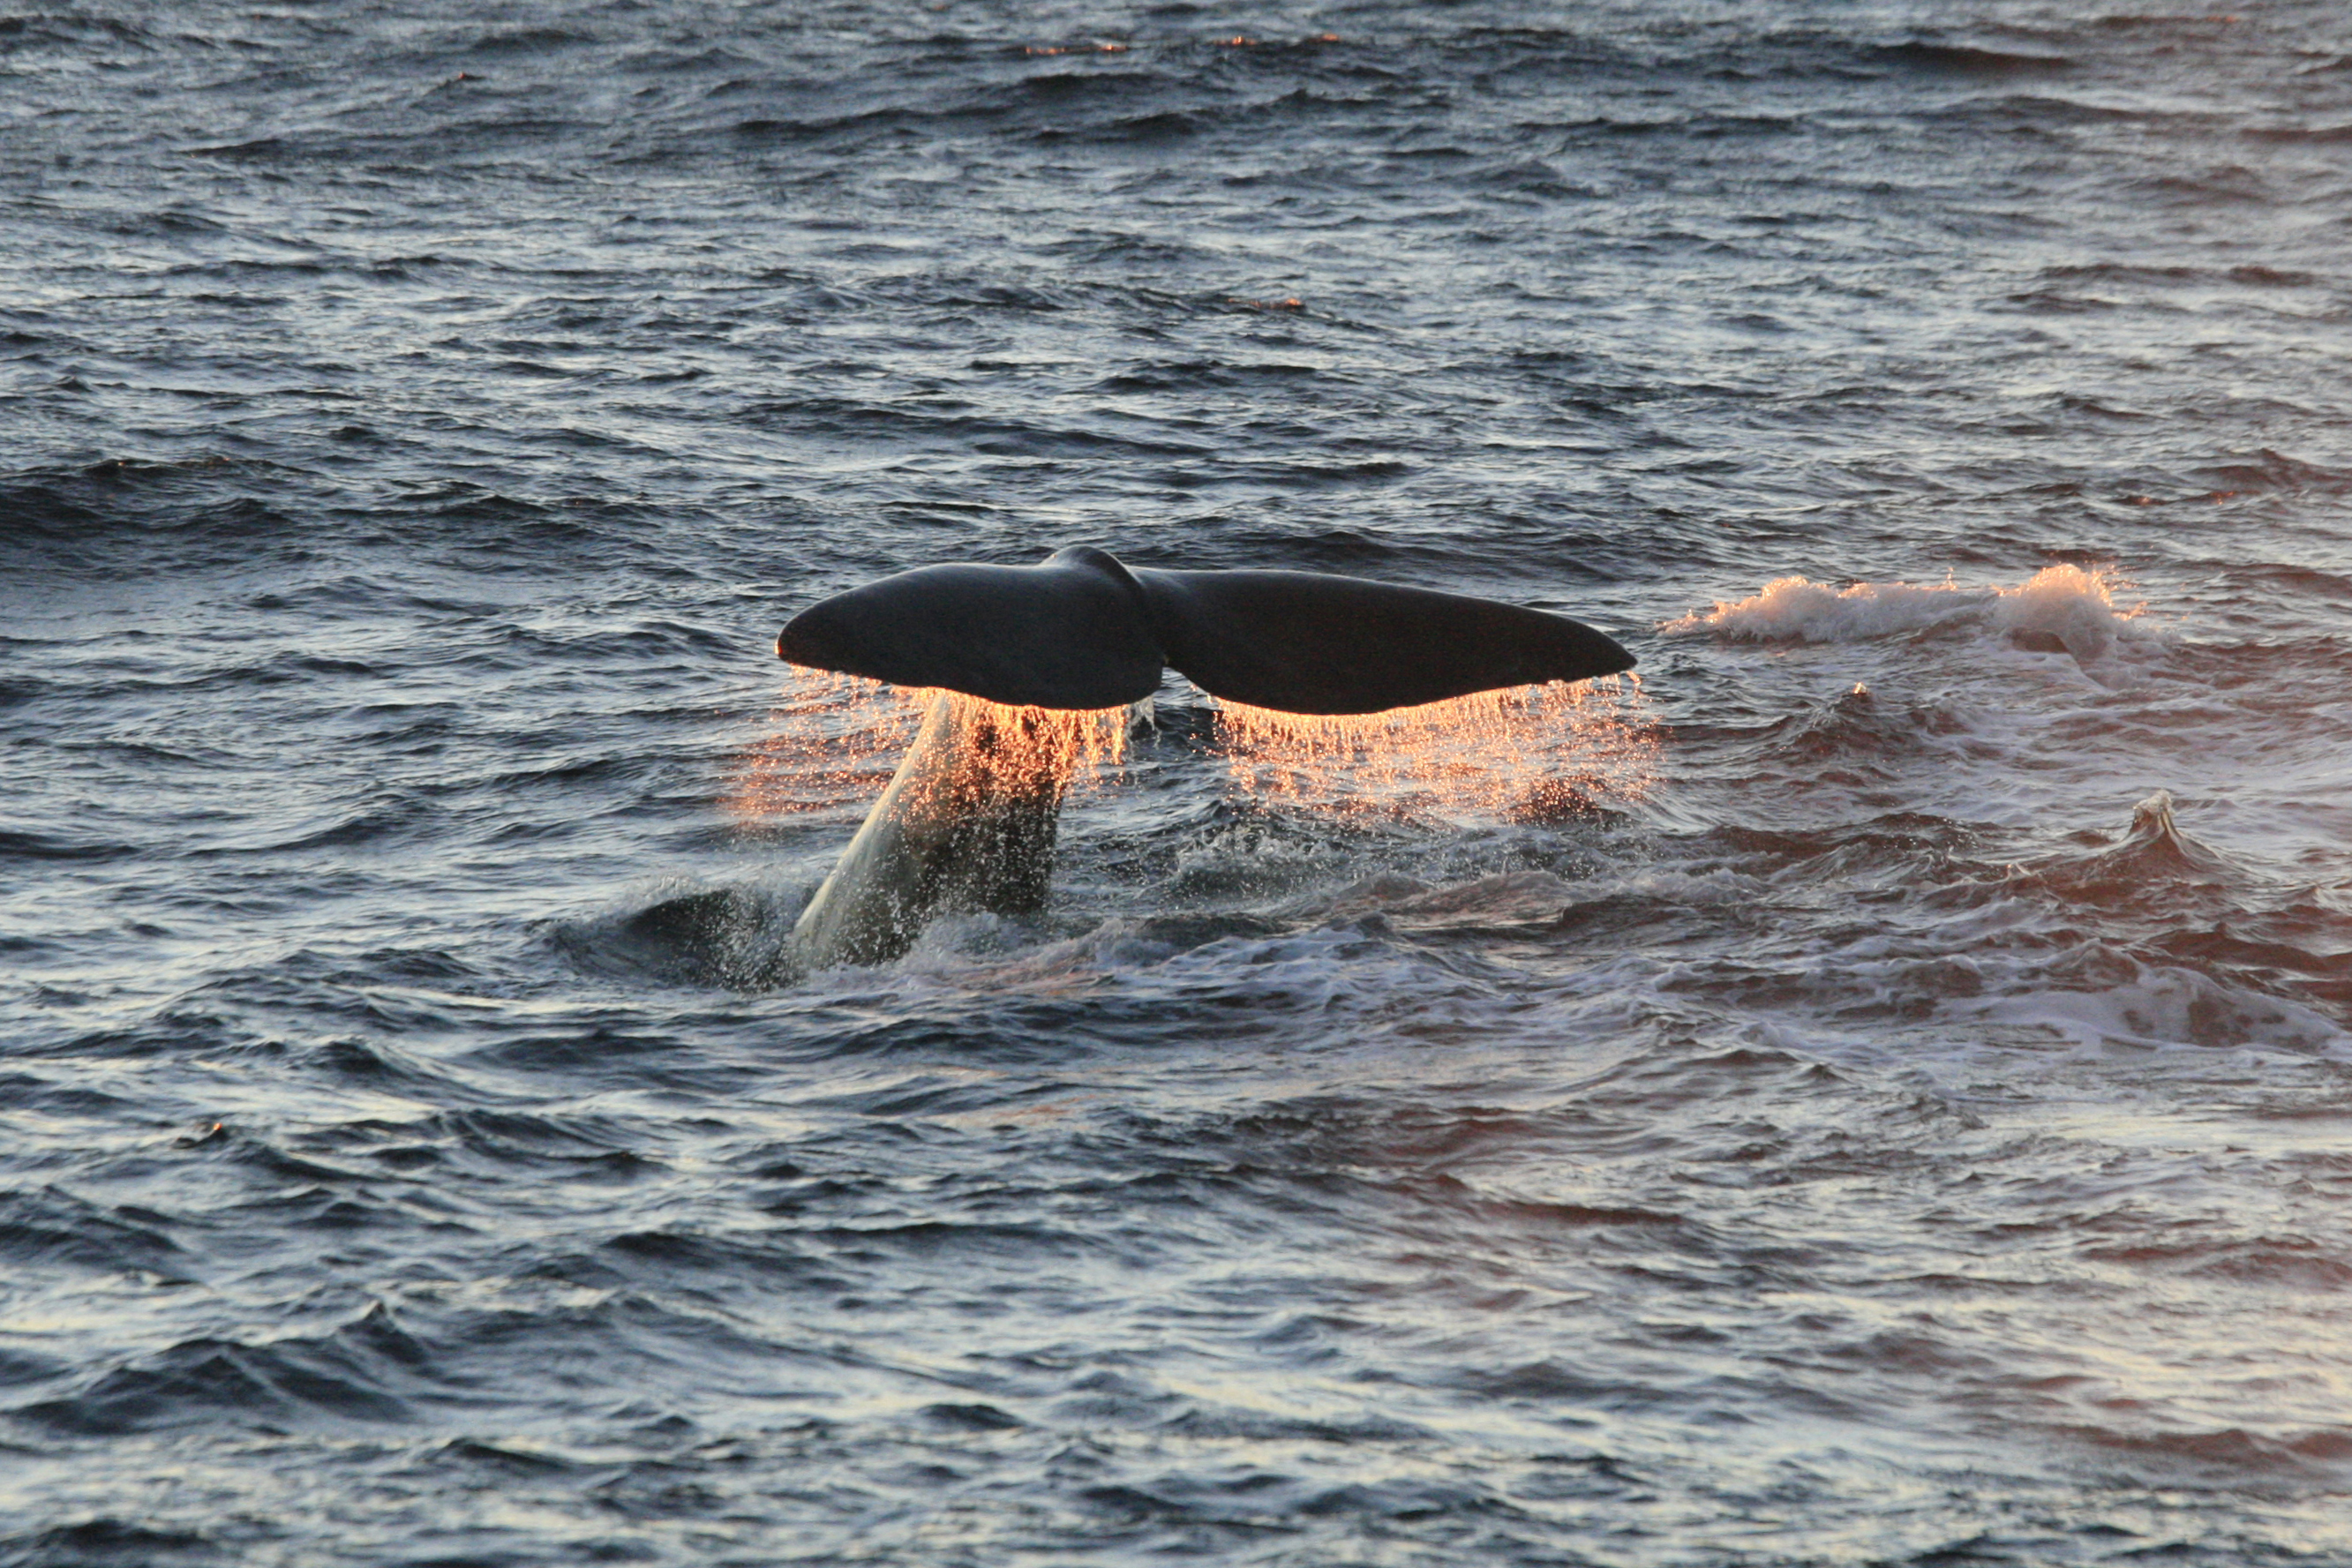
[1665,565,2143,660]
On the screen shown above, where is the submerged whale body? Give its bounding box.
[774,547,1634,968]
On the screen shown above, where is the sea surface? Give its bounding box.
[6,1,2352,1563]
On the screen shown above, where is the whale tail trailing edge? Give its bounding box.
[776,545,1634,715]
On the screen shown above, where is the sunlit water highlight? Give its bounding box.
[729,678,1130,827]
[1666,563,2144,661]
[733,674,1651,836]
[1212,679,1657,818]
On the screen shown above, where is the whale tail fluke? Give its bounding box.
[773,548,1636,969]
[777,546,1633,715]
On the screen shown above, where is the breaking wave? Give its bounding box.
[1665,565,2146,660]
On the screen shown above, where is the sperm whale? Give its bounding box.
[776,546,1634,967]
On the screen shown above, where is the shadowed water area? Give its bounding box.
[5,0,2352,1562]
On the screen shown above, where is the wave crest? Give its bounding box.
[1665,565,2141,659]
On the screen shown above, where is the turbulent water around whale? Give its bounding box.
[5,2,2352,1563]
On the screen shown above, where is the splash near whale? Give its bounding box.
[775,546,1636,967]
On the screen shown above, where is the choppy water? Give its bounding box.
[7,1,2352,1562]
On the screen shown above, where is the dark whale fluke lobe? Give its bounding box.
[777,546,1163,710]
[778,546,1634,714]
[1132,566,1634,715]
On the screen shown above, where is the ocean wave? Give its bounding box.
[1979,962,2348,1053]
[0,1187,183,1276]
[1664,564,2145,661]
[1869,41,2074,78]
[14,1306,429,1436]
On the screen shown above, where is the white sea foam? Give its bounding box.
[1666,565,2143,660]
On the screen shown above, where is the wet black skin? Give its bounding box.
[777,546,1634,714]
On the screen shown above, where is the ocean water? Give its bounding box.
[5,1,2352,1563]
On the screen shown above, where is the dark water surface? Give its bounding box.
[7,1,2352,1562]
